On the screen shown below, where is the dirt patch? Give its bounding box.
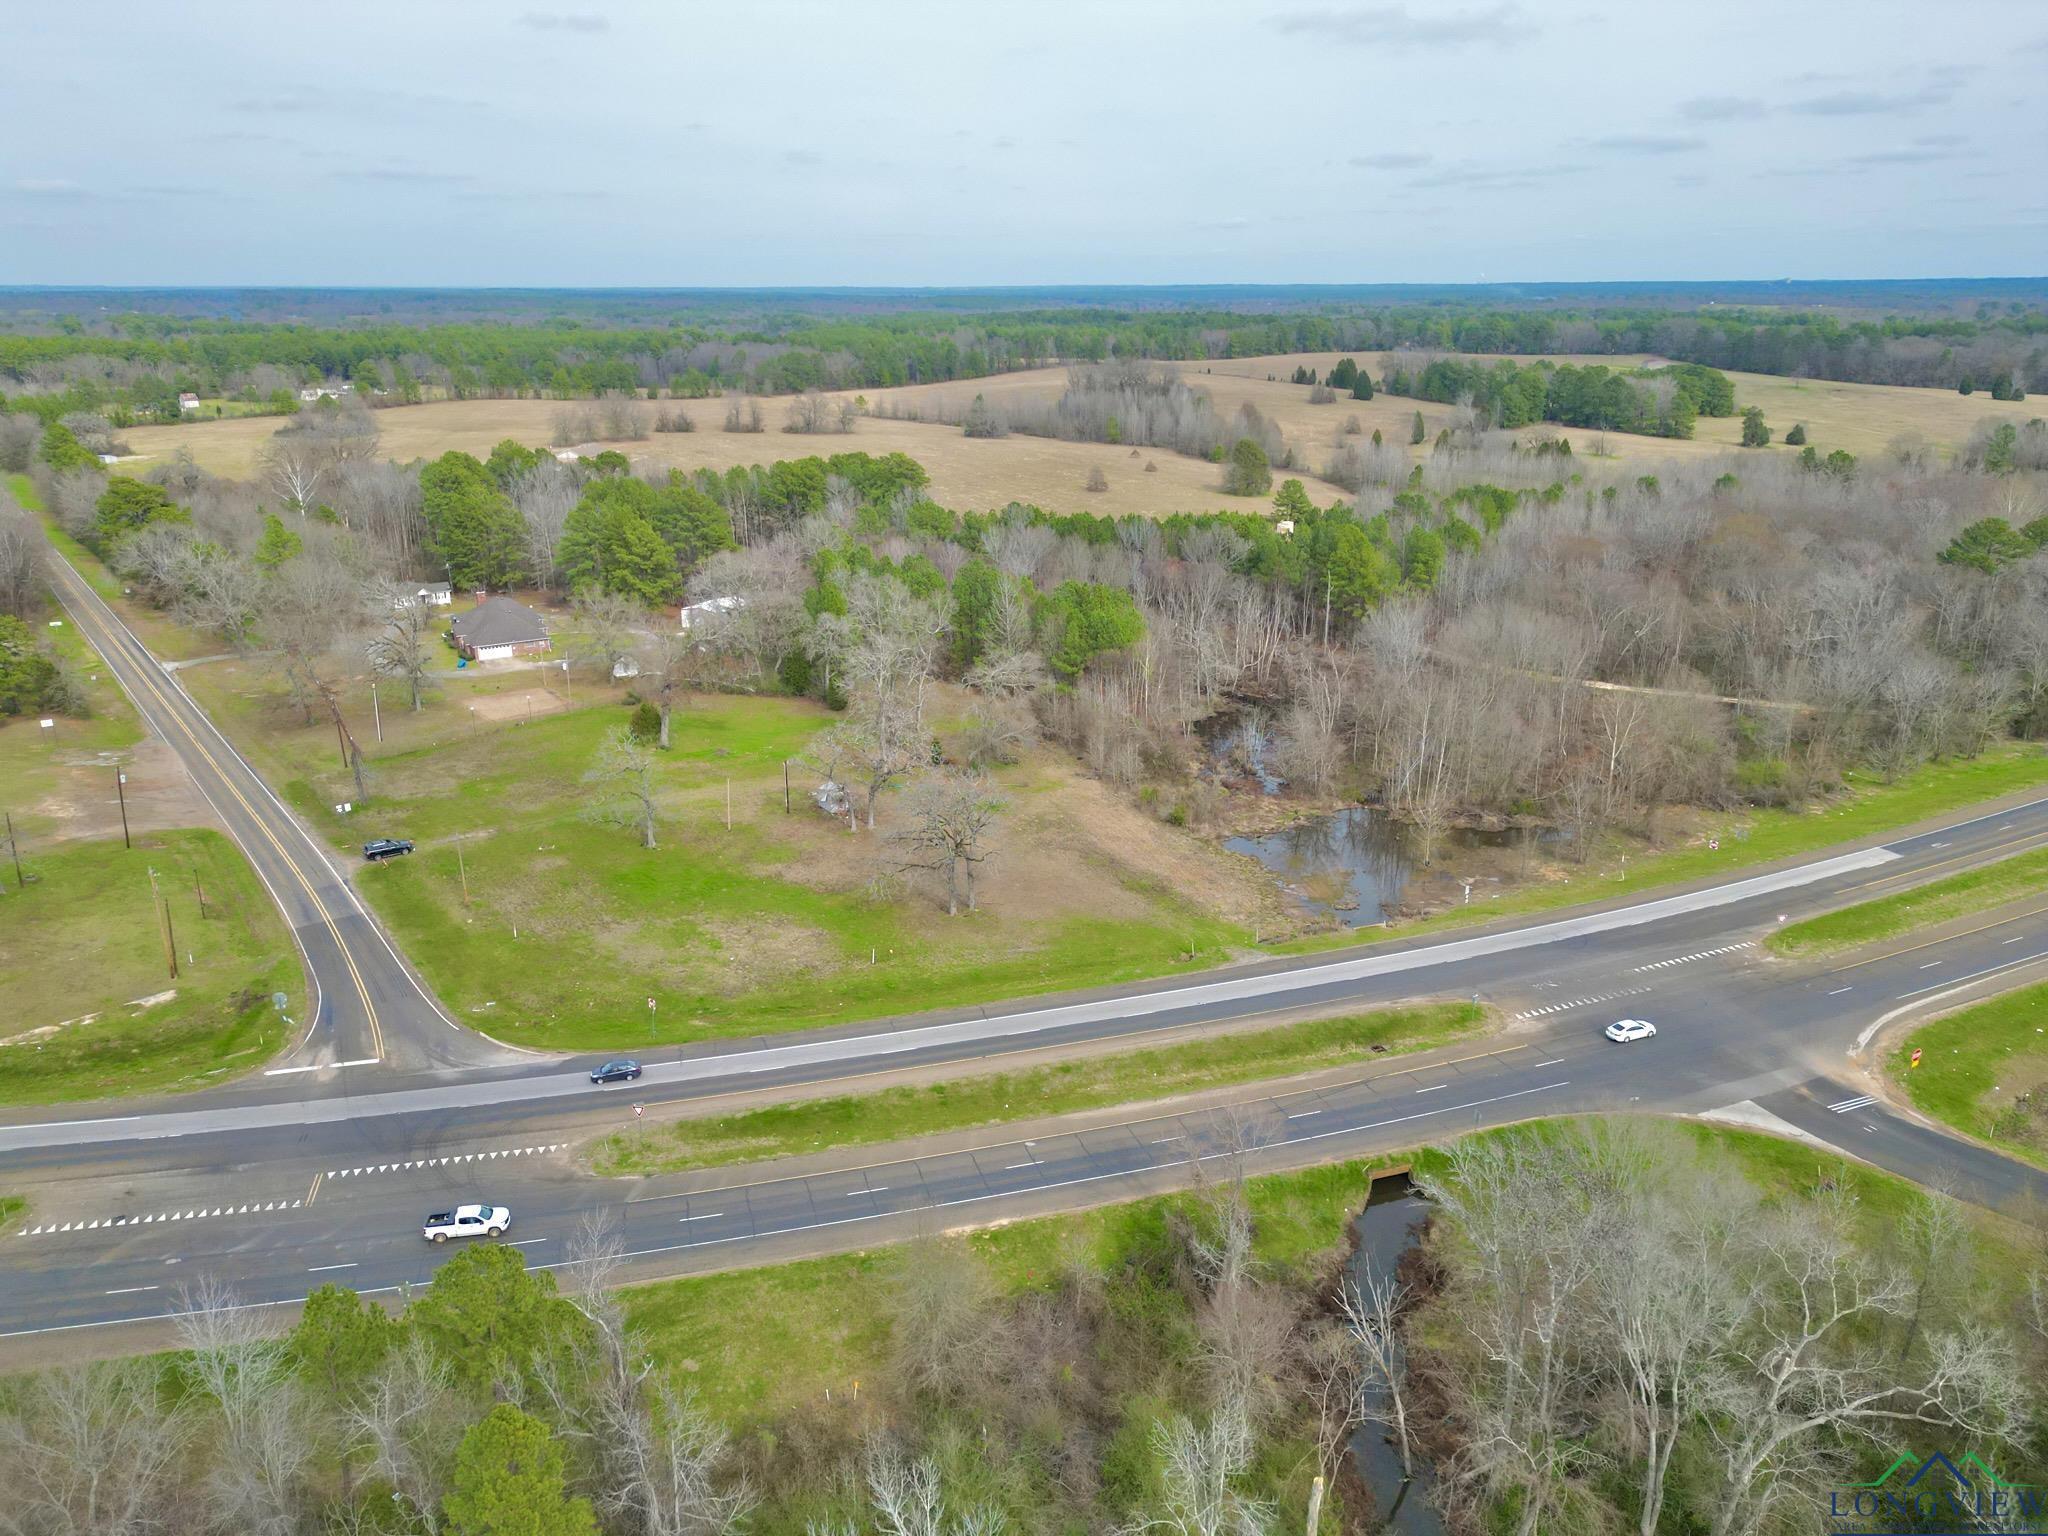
[469,689,569,725]
[28,735,213,846]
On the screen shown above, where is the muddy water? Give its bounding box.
[1346,1181,1446,1536]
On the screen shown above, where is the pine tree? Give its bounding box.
[1409,411,1426,446]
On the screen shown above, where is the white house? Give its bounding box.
[178,392,201,412]
[551,448,581,464]
[297,382,353,404]
[392,581,454,610]
[1275,519,1296,538]
[678,595,745,632]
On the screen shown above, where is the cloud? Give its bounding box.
[1271,4,1535,50]
[518,11,608,32]
[1676,95,1765,122]
[1350,152,1431,169]
[1585,134,1705,155]
[1783,68,1967,118]
[12,178,89,196]
[1914,133,1967,147]
[1841,146,1973,166]
[229,84,478,117]
[782,149,825,167]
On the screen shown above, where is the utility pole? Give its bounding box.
[193,866,208,920]
[3,811,21,890]
[147,867,178,980]
[454,837,470,906]
[1305,1475,1324,1536]
[371,682,382,743]
[115,767,131,849]
[724,778,731,830]
[332,708,349,768]
[783,759,791,814]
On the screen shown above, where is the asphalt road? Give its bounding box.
[10,520,2047,1350]
[37,528,513,1076]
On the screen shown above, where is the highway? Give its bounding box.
[5,522,2047,1350]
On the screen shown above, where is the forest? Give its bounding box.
[0,287,2041,431]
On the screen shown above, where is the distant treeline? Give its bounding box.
[1379,358,1737,438]
[1,296,2042,428]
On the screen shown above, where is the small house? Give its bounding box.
[1275,519,1295,538]
[178,392,200,412]
[448,596,550,662]
[679,595,744,633]
[393,581,453,610]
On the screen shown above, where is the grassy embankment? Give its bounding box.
[621,1116,2039,1426]
[1273,745,2048,954]
[1768,845,2048,956]
[0,828,296,1103]
[0,584,143,838]
[1892,982,2048,1168]
[591,1001,1486,1176]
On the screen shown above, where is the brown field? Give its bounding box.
[120,351,2037,511]
[120,392,1356,517]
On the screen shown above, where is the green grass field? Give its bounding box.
[591,1001,1486,1175]
[1768,846,2048,956]
[0,829,296,1103]
[1891,982,2048,1167]
[1273,746,2048,955]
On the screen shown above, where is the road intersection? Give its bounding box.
[4,532,2045,1350]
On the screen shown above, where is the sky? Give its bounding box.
[4,0,2044,286]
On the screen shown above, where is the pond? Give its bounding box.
[1225,807,1548,928]
[1347,1177,1446,1536]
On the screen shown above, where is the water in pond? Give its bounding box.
[1347,1180,1446,1536]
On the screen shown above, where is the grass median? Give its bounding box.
[1890,982,2048,1168]
[1766,845,2048,956]
[589,1000,1487,1177]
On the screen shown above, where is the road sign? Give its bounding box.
[272,992,289,1011]
[1911,1048,1923,1069]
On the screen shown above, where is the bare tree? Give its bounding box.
[0,1360,192,1536]
[784,390,836,434]
[571,587,648,681]
[865,1442,1007,1536]
[888,1234,1006,1402]
[722,395,765,434]
[347,1336,466,1534]
[1120,1408,1271,1536]
[1341,1259,1416,1476]
[0,508,40,618]
[365,583,440,711]
[173,1277,312,1536]
[891,770,1004,914]
[587,726,661,849]
[509,460,580,590]
[256,435,324,519]
[633,625,693,751]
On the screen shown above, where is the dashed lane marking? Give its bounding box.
[19,1198,302,1238]
[1513,985,1653,1021]
[327,1143,566,1179]
[1631,941,1754,973]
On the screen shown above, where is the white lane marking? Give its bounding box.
[1533,1057,1565,1067]
[328,1143,566,1179]
[262,1064,324,1076]
[1631,942,1754,973]
[1828,1094,1878,1113]
[505,1238,548,1247]
[307,1262,358,1272]
[2003,935,2027,944]
[1286,1110,1321,1119]
[677,1212,723,1222]
[104,1285,158,1295]
[1826,986,1853,996]
[1413,1084,1449,1094]
[1930,841,1951,848]
[1003,1162,1036,1170]
[18,1193,304,1239]
[1151,1135,1183,1144]
[1919,961,1942,970]
[1893,947,2048,1003]
[1514,985,1654,1020]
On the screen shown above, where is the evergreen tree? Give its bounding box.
[252,511,303,571]
[1329,357,1358,390]
[93,477,187,549]
[1783,422,1807,446]
[443,1406,596,1536]
[1272,478,1315,519]
[1409,411,1426,445]
[1223,437,1272,496]
[1352,371,1375,401]
[1740,407,1771,448]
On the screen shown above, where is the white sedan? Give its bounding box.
[422,1203,511,1242]
[1604,1018,1657,1044]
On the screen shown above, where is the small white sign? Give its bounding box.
[38,718,54,729]
[335,802,353,814]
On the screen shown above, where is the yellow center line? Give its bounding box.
[49,555,386,1060]
[305,1172,324,1206]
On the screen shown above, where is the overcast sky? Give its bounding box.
[5,0,2043,286]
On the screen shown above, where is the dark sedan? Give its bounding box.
[589,1059,642,1085]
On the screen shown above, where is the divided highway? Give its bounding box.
[7,522,2048,1348]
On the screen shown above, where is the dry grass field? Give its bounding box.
[120,351,2037,512]
[121,392,1355,516]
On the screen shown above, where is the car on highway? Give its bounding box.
[422,1203,510,1242]
[1604,1018,1657,1044]
[363,837,415,861]
[589,1058,642,1085]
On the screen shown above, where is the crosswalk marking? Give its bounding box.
[1513,985,1654,1021]
[1827,1094,1878,1114]
[327,1143,567,1180]
[1631,942,1754,973]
